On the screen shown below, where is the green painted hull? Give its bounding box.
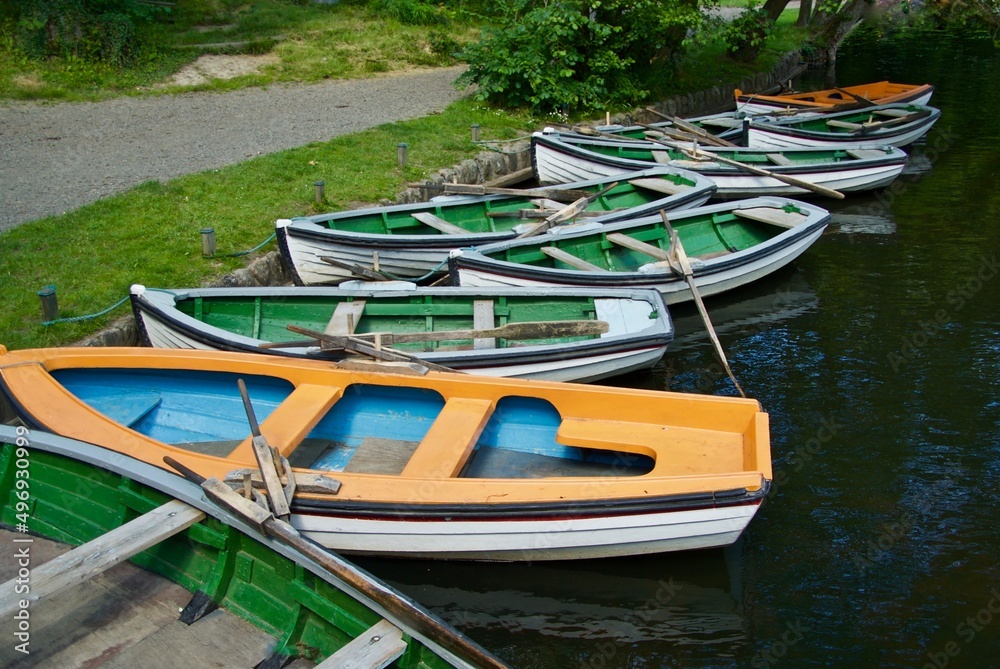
[0,429,479,668]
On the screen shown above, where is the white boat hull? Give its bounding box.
[736,90,934,116]
[131,285,673,383]
[291,502,763,561]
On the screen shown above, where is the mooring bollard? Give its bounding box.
[314,180,325,203]
[201,227,216,258]
[397,142,408,168]
[470,124,481,142]
[38,285,58,322]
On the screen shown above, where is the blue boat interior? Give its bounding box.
[51,368,653,478]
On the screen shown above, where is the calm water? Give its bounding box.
[358,26,1000,668]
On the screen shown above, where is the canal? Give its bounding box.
[358,24,1000,668]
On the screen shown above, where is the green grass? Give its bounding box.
[0,99,538,350]
[0,2,475,102]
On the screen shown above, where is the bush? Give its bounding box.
[371,0,449,25]
[456,0,702,114]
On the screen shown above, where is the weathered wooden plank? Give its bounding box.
[826,118,864,131]
[540,246,609,272]
[473,299,495,350]
[0,500,204,618]
[344,437,421,475]
[411,212,469,235]
[325,300,366,336]
[733,207,802,229]
[627,177,686,195]
[315,619,406,669]
[651,150,672,165]
[606,232,671,261]
[846,148,890,160]
[765,153,792,166]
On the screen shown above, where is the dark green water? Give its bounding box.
[358,26,1000,668]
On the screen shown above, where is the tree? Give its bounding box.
[808,0,872,61]
[725,0,790,63]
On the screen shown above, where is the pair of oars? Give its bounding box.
[572,124,845,200]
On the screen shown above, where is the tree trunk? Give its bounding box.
[797,0,812,28]
[729,0,791,63]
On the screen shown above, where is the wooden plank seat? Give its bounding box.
[315,619,406,669]
[871,108,912,118]
[765,153,792,166]
[733,207,803,229]
[556,418,745,477]
[540,246,609,272]
[605,232,671,261]
[410,212,469,235]
[846,148,890,160]
[627,177,687,195]
[826,119,864,131]
[230,384,344,461]
[400,398,495,478]
[326,300,366,335]
[473,299,495,350]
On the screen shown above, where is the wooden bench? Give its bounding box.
[628,177,687,196]
[411,212,469,235]
[473,299,495,350]
[230,384,344,461]
[605,232,671,261]
[401,398,495,478]
[826,119,864,131]
[326,300,366,335]
[765,153,792,166]
[733,207,803,229]
[540,246,609,272]
[846,148,889,161]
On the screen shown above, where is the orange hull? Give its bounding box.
[735,80,934,111]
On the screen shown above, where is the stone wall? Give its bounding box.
[75,51,802,348]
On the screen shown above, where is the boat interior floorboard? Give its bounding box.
[462,447,646,479]
[0,529,299,668]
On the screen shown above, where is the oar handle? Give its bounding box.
[236,378,262,437]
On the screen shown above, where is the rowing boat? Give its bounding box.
[734,81,934,115]
[276,168,715,286]
[130,283,674,383]
[532,130,908,198]
[0,345,772,561]
[448,197,829,304]
[0,426,505,668]
[743,104,941,150]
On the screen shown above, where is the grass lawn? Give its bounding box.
[0,99,538,350]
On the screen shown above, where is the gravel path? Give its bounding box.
[0,66,468,231]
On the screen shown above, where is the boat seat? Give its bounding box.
[628,177,686,196]
[541,246,609,272]
[325,300,365,335]
[606,232,671,261]
[826,119,864,131]
[473,299,496,350]
[230,384,344,462]
[411,212,469,235]
[846,149,889,161]
[733,207,802,229]
[766,153,792,166]
[873,108,911,118]
[401,398,494,478]
[556,418,745,476]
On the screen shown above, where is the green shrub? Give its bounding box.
[456,0,701,114]
[371,0,449,25]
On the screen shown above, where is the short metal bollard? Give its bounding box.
[201,227,216,258]
[314,180,325,203]
[470,124,481,142]
[397,142,408,168]
[38,285,58,322]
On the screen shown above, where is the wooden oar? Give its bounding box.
[515,181,619,238]
[263,319,609,349]
[634,127,846,201]
[284,324,460,373]
[387,319,609,343]
[487,208,620,220]
[835,87,877,107]
[320,256,391,281]
[857,109,931,131]
[642,108,738,147]
[660,210,746,398]
[409,182,593,204]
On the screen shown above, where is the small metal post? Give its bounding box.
[470,124,481,142]
[201,227,216,258]
[38,285,58,322]
[314,180,325,203]
[397,142,408,168]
